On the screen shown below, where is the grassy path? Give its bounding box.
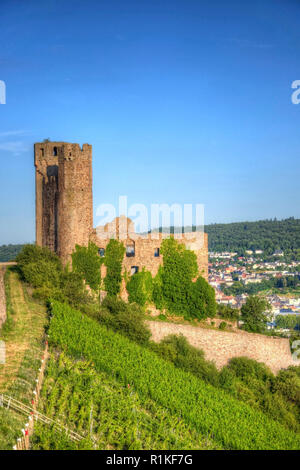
[0,269,47,392]
[0,268,47,449]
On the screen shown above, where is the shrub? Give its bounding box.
[273,368,300,405]
[241,296,271,333]
[22,259,61,289]
[61,270,92,308]
[217,304,240,321]
[219,321,227,330]
[16,244,92,309]
[98,297,151,345]
[150,334,219,387]
[16,244,62,275]
[188,276,217,320]
[126,268,153,307]
[226,357,273,383]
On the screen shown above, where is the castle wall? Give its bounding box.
[34,143,60,251]
[57,144,93,264]
[148,320,299,374]
[35,142,93,264]
[35,142,208,273]
[90,216,208,280]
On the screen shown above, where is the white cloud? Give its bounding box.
[0,130,30,155]
[0,130,28,138]
[0,141,29,155]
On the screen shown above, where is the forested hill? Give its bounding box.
[204,218,300,254]
[1,218,300,260]
[0,244,24,262]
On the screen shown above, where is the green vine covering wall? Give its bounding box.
[72,242,102,292]
[104,239,125,297]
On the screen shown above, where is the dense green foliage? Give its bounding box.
[222,275,300,296]
[0,244,24,262]
[241,296,271,333]
[150,335,219,386]
[276,315,300,330]
[47,301,300,449]
[96,296,151,345]
[32,352,215,450]
[104,239,125,297]
[217,304,240,321]
[205,218,300,254]
[72,242,102,292]
[220,358,300,432]
[16,244,91,308]
[126,268,153,307]
[155,238,216,320]
[84,296,300,432]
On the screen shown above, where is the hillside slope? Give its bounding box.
[0,269,47,449]
[46,301,300,450]
[205,217,300,253]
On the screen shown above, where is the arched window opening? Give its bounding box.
[98,248,105,257]
[131,266,139,275]
[126,241,135,257]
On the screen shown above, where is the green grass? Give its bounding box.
[48,301,300,450]
[0,269,47,449]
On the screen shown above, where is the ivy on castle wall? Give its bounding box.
[104,239,125,297]
[126,268,153,307]
[155,238,216,320]
[71,242,102,292]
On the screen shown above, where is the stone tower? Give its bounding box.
[34,141,93,264]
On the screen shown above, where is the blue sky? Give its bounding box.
[0,0,300,243]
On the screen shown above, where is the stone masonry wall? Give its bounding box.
[148,320,299,374]
[35,142,93,265]
[91,215,208,280]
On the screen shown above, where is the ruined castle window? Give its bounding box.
[126,241,135,257]
[41,148,44,157]
[131,266,139,275]
[98,248,105,257]
[53,147,58,156]
[154,248,160,257]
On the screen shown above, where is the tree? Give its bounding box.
[188,276,216,320]
[104,239,125,297]
[72,242,102,292]
[241,296,271,333]
[276,315,299,330]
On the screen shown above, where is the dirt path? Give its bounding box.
[0,268,6,328]
[0,270,47,392]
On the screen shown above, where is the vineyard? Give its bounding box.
[43,301,300,450]
[32,353,217,450]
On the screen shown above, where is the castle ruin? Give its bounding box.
[35,141,208,278]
